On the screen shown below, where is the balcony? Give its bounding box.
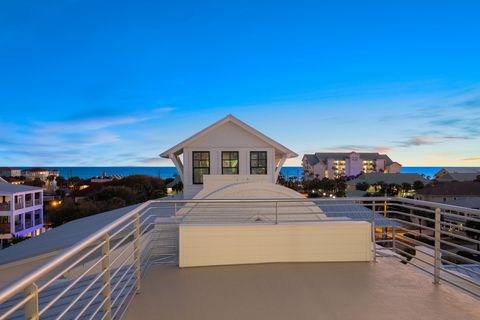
[25,218,33,229]
[14,223,23,232]
[0,223,10,234]
[0,203,10,211]
[34,199,42,206]
[0,198,478,320]
[25,200,32,208]
[14,202,23,210]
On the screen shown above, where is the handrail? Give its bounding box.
[0,196,479,319]
[0,200,152,304]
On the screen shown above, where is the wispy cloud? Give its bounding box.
[328,144,392,153]
[0,107,177,166]
[154,107,176,113]
[462,157,480,161]
[397,135,469,148]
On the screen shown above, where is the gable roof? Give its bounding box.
[416,181,480,197]
[438,172,480,182]
[302,154,320,166]
[160,114,298,158]
[0,183,43,194]
[445,197,480,209]
[438,167,480,174]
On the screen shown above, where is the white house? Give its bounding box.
[160,114,299,199]
[0,182,44,240]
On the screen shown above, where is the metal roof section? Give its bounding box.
[0,183,43,194]
[316,201,399,227]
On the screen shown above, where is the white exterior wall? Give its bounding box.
[0,190,43,237]
[183,147,275,198]
[346,152,363,176]
[179,222,372,267]
[386,162,401,173]
[326,159,335,179]
[375,159,386,172]
[312,163,326,179]
[180,122,280,198]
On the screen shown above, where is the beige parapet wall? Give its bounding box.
[179,221,372,267]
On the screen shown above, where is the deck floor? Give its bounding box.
[125,258,480,320]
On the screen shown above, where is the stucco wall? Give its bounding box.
[179,221,372,267]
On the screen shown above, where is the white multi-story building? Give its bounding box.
[0,167,22,178]
[22,168,59,181]
[0,182,44,239]
[160,114,299,199]
[302,151,401,180]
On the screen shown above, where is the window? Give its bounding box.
[250,151,267,175]
[192,151,210,184]
[222,151,239,174]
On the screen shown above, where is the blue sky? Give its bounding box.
[1,0,479,166]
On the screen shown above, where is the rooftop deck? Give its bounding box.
[126,258,480,320]
[0,197,479,320]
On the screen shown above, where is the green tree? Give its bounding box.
[386,183,401,196]
[92,186,139,205]
[375,181,387,194]
[413,180,425,190]
[56,176,67,189]
[67,176,82,190]
[356,182,370,191]
[401,182,412,193]
[24,178,44,188]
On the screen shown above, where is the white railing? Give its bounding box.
[0,197,478,319]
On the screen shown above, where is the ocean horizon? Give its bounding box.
[12,166,469,180]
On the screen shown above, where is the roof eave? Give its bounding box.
[160,114,298,158]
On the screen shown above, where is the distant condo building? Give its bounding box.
[302,152,401,179]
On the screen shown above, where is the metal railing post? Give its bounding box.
[24,283,38,320]
[372,201,377,262]
[434,208,441,284]
[101,234,112,320]
[174,202,177,215]
[275,202,278,224]
[392,226,396,252]
[133,213,141,294]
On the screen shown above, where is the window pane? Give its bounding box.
[193,151,210,183]
[250,151,267,175]
[222,152,239,175]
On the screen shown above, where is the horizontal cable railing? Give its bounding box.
[0,197,478,319]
